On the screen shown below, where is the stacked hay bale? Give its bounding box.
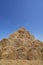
[0,27,43,60]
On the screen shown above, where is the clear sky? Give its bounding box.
[0,0,43,41]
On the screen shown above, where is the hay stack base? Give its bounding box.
[0,60,43,65]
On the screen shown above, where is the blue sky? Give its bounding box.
[0,0,43,41]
